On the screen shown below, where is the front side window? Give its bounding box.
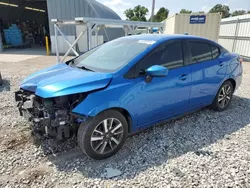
[73,38,155,72]
[190,41,213,63]
[139,41,184,70]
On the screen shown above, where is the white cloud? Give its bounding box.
[231,8,247,11]
[201,5,210,12]
[103,0,131,7]
[103,0,132,20]
[202,3,232,13]
[229,8,248,14]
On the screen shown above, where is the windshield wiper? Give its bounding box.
[68,60,94,72]
[77,65,95,72]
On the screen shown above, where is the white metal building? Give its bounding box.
[219,14,250,60]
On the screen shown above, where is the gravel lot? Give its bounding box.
[0,57,250,188]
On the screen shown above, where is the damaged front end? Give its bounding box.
[15,89,87,140]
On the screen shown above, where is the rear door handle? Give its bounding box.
[178,74,188,81]
[218,61,224,67]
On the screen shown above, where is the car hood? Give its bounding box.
[20,63,112,98]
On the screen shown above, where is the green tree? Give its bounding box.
[248,11,250,14]
[180,9,192,14]
[209,4,230,18]
[124,5,149,21]
[148,8,169,22]
[152,7,169,22]
[231,10,246,17]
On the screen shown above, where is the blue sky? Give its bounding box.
[97,0,250,20]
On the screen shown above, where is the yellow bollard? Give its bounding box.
[45,36,50,56]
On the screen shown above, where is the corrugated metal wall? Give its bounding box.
[163,13,222,41]
[219,14,250,59]
[47,0,123,38]
[47,0,124,53]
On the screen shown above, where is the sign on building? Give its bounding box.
[190,15,206,24]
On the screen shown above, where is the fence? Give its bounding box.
[218,14,250,60]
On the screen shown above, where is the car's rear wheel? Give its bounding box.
[211,80,234,111]
[77,110,128,160]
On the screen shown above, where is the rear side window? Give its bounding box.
[210,45,220,59]
[190,41,212,63]
[139,41,184,70]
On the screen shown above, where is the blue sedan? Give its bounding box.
[15,34,243,159]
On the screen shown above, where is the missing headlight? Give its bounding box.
[15,90,88,140]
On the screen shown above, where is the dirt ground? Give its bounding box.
[0,56,57,76]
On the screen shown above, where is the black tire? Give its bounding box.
[77,110,128,160]
[211,80,234,111]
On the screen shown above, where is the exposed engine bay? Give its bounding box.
[15,89,86,140]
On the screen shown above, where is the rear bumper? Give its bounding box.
[235,74,242,91]
[235,63,243,90]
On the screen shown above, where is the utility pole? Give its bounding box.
[150,0,155,22]
[150,0,155,33]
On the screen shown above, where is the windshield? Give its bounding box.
[73,37,155,72]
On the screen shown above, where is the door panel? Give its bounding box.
[132,40,191,128]
[136,66,191,127]
[189,59,227,107]
[188,41,227,108]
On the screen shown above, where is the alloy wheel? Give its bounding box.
[90,118,124,154]
[218,84,232,108]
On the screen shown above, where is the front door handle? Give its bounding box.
[178,74,188,81]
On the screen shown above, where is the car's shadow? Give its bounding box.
[34,95,250,179]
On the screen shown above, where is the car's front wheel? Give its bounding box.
[211,80,234,111]
[77,110,128,160]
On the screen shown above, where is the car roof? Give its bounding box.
[124,34,212,43]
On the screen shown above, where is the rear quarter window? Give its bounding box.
[210,45,220,59]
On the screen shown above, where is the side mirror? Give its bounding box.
[146,65,168,77]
